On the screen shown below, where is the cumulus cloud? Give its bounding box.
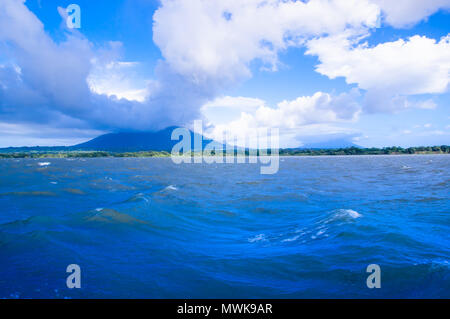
[156,0,449,118]
[308,34,450,95]
[0,0,215,133]
[307,34,450,112]
[201,91,361,147]
[154,0,379,84]
[87,61,151,102]
[201,96,266,126]
[0,0,93,118]
[373,0,450,28]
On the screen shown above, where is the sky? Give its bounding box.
[0,0,449,148]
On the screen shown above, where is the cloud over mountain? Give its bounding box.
[0,0,215,133]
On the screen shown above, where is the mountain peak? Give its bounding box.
[72,128,212,152]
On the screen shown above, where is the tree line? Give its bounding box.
[0,146,448,159]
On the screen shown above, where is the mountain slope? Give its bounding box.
[72,127,215,152]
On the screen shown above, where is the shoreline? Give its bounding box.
[0,151,448,159]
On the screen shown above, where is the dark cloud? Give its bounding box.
[0,0,218,136]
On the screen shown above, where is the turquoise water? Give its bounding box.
[0,155,449,298]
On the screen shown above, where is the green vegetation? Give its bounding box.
[279,145,450,156]
[0,151,171,159]
[0,146,448,159]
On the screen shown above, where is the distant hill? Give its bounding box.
[0,127,217,153]
[72,127,216,152]
[0,146,68,153]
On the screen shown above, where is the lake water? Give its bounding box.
[0,155,449,298]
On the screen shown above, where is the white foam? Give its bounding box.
[343,209,362,219]
[136,193,150,203]
[321,209,362,224]
[165,185,178,191]
[282,235,300,242]
[248,234,266,243]
[38,162,51,167]
[316,229,326,236]
[294,228,308,235]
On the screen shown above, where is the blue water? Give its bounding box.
[0,156,449,298]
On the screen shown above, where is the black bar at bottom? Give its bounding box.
[0,299,447,317]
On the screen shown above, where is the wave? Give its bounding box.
[86,208,150,225]
[124,192,151,203]
[248,209,361,244]
[321,209,362,223]
[164,185,178,191]
[38,162,51,167]
[281,235,301,242]
[248,234,267,243]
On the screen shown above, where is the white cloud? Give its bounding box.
[373,0,450,28]
[153,0,380,83]
[252,91,361,127]
[203,96,265,110]
[153,0,448,121]
[201,96,266,126]
[413,123,437,129]
[201,91,361,147]
[153,0,450,90]
[410,99,437,110]
[0,0,216,133]
[87,61,151,102]
[308,34,450,95]
[397,123,450,142]
[307,34,450,112]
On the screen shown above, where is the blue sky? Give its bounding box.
[0,0,449,147]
